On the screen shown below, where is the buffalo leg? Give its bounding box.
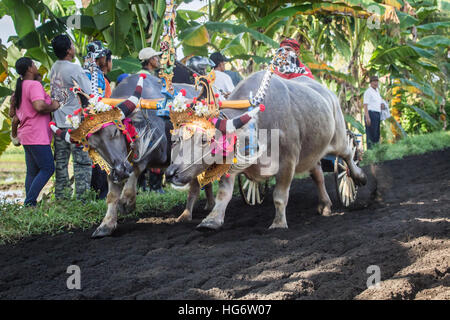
[196,174,236,231]
[310,163,332,216]
[332,136,367,187]
[204,183,215,210]
[177,182,215,222]
[118,168,141,214]
[92,177,124,238]
[176,179,200,222]
[339,148,366,186]
[270,162,295,229]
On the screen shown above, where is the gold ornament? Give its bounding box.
[70,108,124,145]
[197,163,231,188]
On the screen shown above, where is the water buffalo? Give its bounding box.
[165,71,367,230]
[52,73,216,238]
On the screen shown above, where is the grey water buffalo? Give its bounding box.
[52,73,215,238]
[165,71,367,230]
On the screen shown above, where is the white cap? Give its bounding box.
[138,47,162,61]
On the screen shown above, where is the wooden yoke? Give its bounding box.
[102,98,251,110]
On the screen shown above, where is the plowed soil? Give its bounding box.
[1,149,449,300]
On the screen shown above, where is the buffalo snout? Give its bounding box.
[110,161,133,183]
[165,164,179,183]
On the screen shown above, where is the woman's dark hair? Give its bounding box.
[14,57,33,109]
[52,34,72,60]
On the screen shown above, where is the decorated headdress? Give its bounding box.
[280,38,300,54]
[49,74,146,173]
[169,71,261,136]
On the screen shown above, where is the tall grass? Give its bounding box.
[1,130,450,244]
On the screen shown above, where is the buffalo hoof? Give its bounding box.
[269,222,288,229]
[352,169,367,187]
[196,219,223,232]
[91,225,116,239]
[318,203,332,216]
[176,210,192,223]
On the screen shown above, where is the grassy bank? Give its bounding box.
[361,130,450,165]
[1,130,450,244]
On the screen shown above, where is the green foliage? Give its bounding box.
[0,0,448,158]
[362,131,450,165]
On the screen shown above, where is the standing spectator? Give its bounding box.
[50,34,92,199]
[139,47,162,76]
[363,75,388,149]
[13,57,61,206]
[209,52,235,100]
[138,47,165,194]
[91,48,113,200]
[173,61,194,84]
[101,49,113,98]
[116,73,129,85]
[84,41,107,98]
[275,38,314,80]
[224,69,242,87]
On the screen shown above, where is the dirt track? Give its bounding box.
[0,149,449,300]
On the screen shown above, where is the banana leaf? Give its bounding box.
[370,44,434,65]
[344,114,365,135]
[177,9,206,21]
[0,86,13,97]
[416,21,450,31]
[228,54,271,64]
[179,25,210,47]
[0,118,11,156]
[250,4,313,28]
[3,0,36,38]
[418,35,450,48]
[407,105,441,130]
[203,22,278,48]
[112,56,141,74]
[385,116,408,138]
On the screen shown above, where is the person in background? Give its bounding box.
[91,48,113,200]
[139,47,162,76]
[363,75,387,149]
[84,41,107,98]
[101,49,113,98]
[9,73,45,147]
[116,73,129,85]
[13,57,61,206]
[224,69,242,87]
[209,52,235,100]
[275,38,314,80]
[50,34,93,200]
[137,47,165,194]
[186,55,215,77]
[173,61,194,84]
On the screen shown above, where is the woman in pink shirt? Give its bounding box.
[13,57,61,206]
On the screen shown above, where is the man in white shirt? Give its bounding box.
[209,52,235,100]
[363,75,387,149]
